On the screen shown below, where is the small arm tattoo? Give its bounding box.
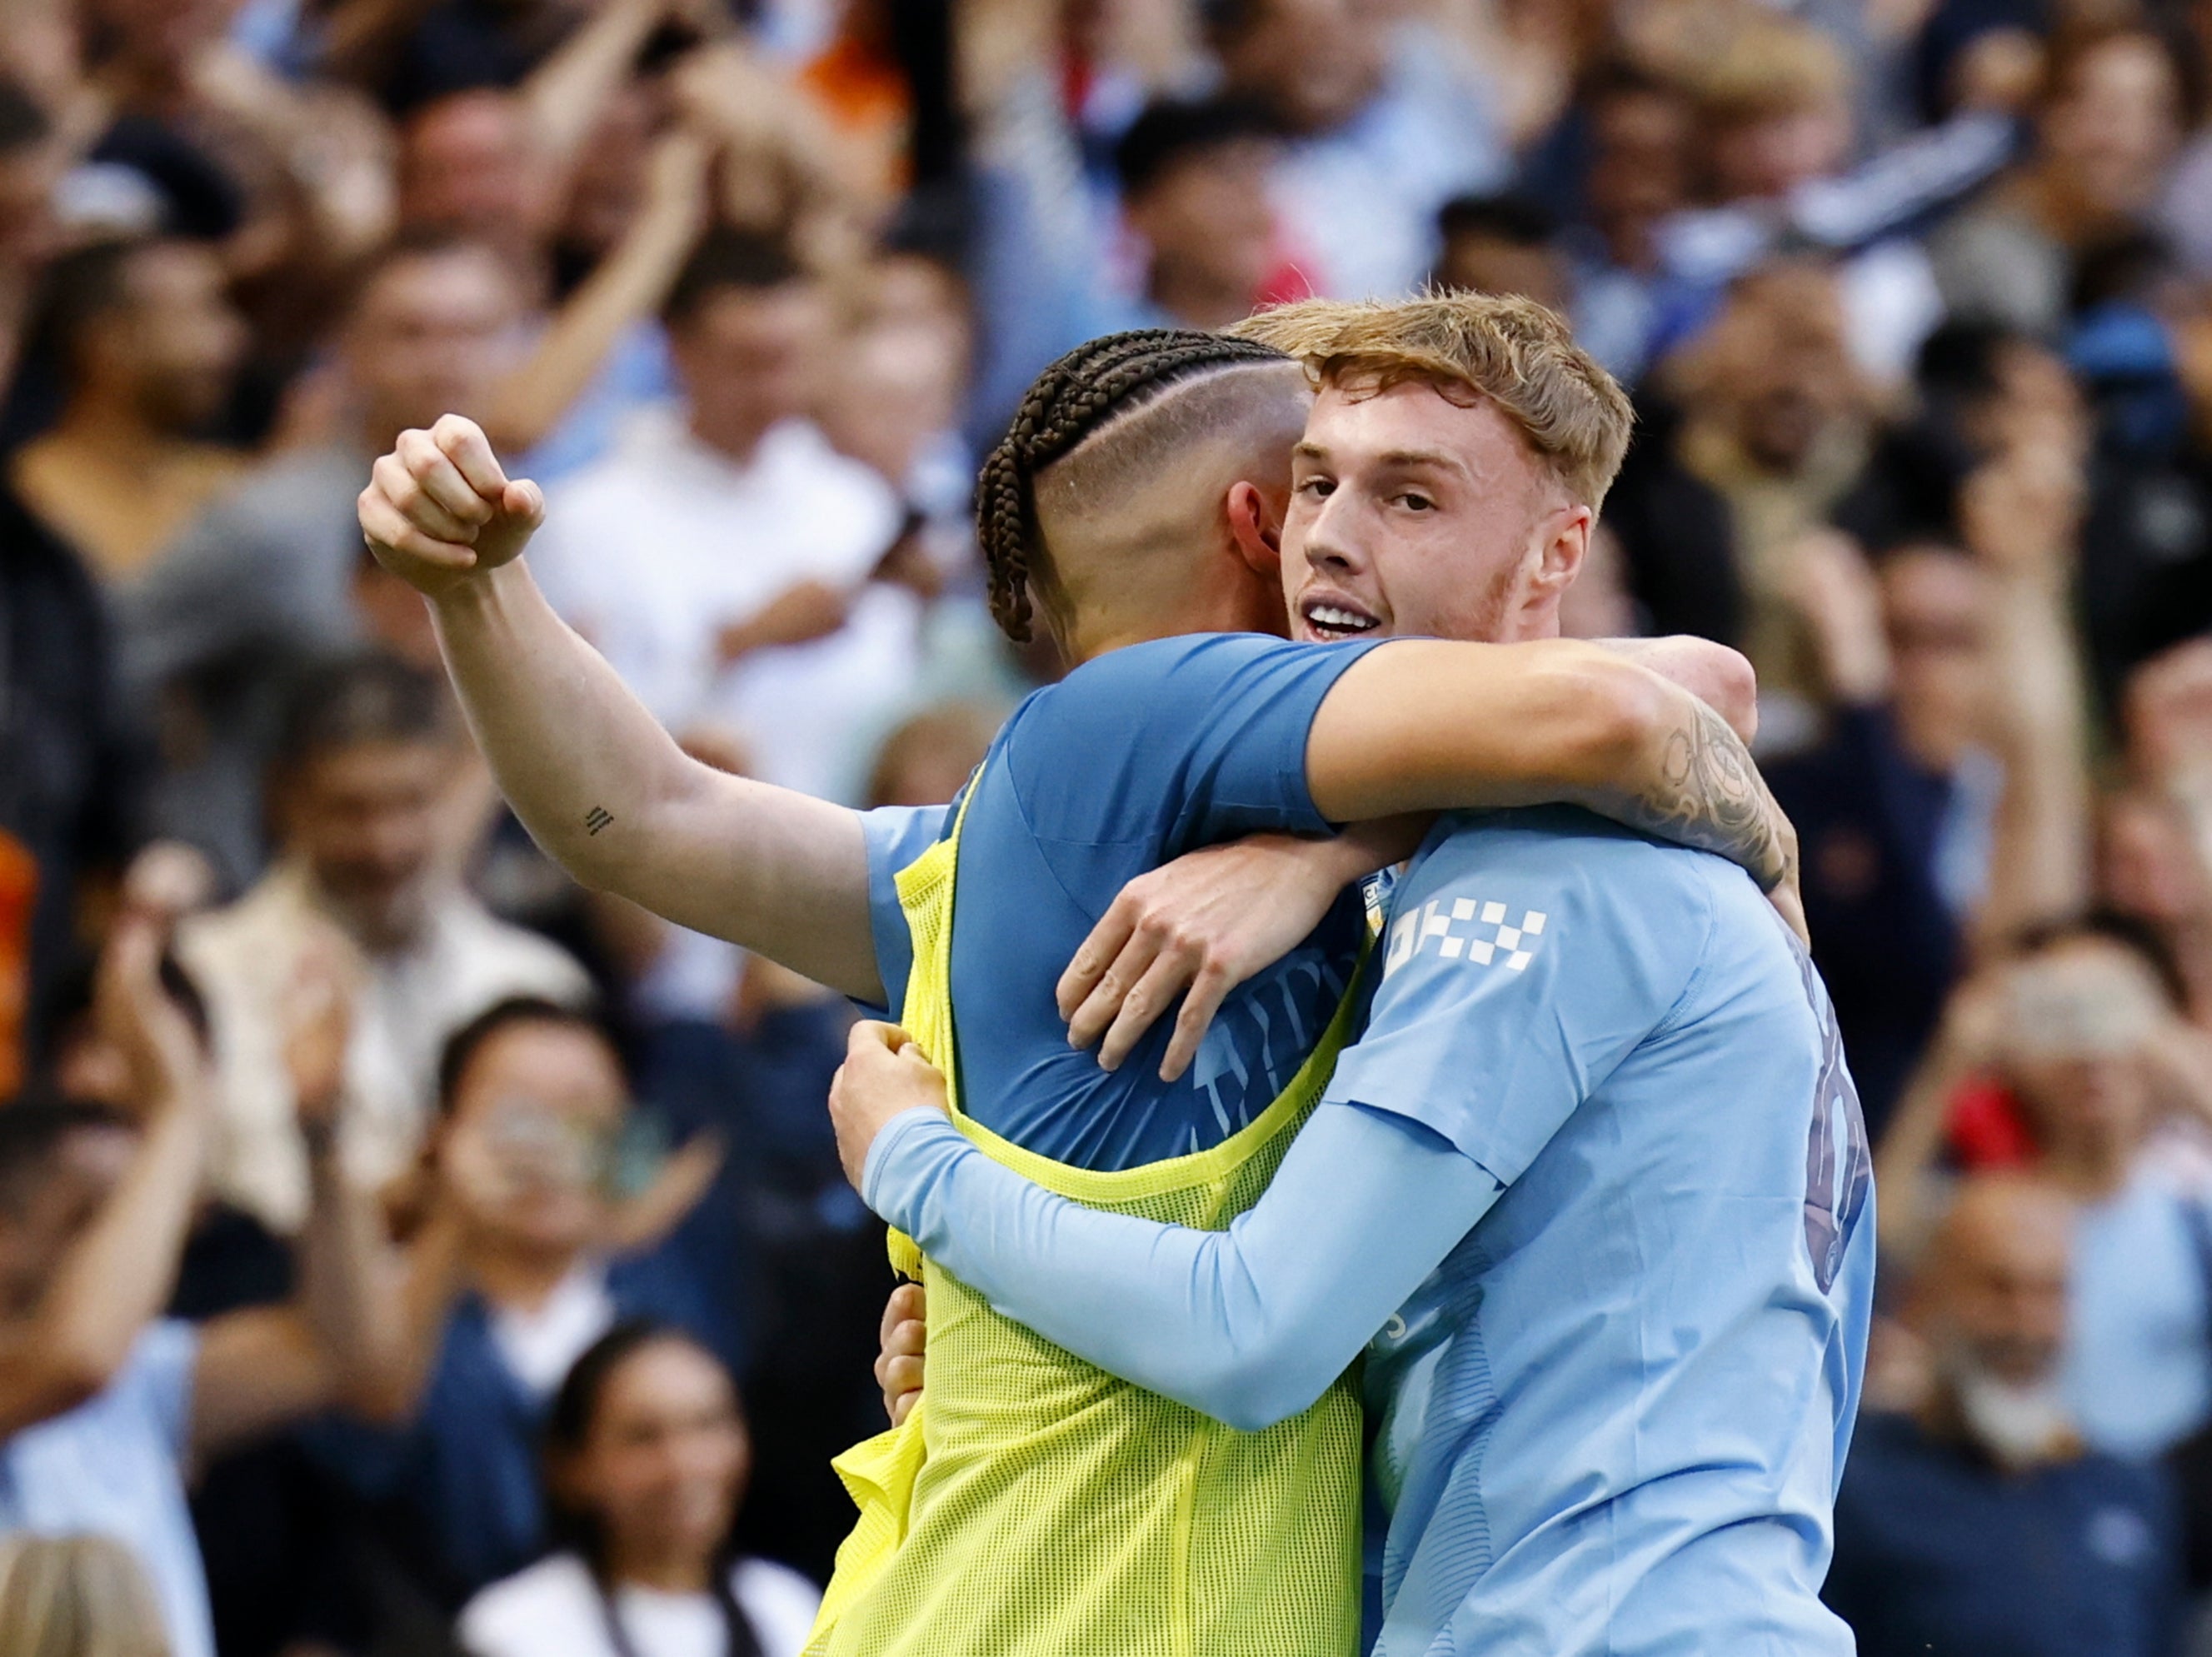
[1622,701,1793,892]
[584,805,613,836]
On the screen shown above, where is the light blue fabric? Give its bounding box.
[1341,811,1873,1657]
[866,1097,1495,1431]
[866,806,1875,1655]
[2062,1166,2212,1462]
[0,1320,212,1657]
[516,325,678,485]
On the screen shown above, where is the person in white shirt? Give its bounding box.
[458,1320,821,1657]
[527,229,915,806]
[176,652,591,1234]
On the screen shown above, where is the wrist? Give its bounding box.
[427,554,522,619]
[861,1108,964,1226]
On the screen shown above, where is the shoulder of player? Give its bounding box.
[1397,809,1728,982]
[1417,806,1733,893]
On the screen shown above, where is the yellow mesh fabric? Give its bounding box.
[805,780,1367,1657]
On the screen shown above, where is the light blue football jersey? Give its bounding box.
[1331,806,1875,1656]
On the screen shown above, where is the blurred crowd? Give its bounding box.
[0,0,2206,1652]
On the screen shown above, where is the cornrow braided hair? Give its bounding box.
[975,328,1290,643]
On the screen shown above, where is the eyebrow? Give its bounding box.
[1293,440,1473,478]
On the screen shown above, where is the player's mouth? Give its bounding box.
[1299,595,1382,642]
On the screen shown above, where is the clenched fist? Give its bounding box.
[358,412,547,599]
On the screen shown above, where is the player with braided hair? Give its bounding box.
[971,327,1289,646]
[361,295,1799,1655]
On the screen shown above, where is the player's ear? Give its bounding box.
[1226,479,1284,575]
[1522,503,1590,609]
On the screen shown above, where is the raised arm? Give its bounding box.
[0,916,209,1439]
[478,128,712,458]
[1958,449,2092,951]
[357,415,881,1000]
[1306,638,1796,898]
[189,950,434,1458]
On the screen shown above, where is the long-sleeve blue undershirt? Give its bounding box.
[861,1098,1501,1433]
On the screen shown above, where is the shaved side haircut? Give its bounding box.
[975,330,1296,646]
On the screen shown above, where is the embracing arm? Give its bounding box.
[865,1096,1495,1431]
[1307,639,1795,898]
[360,416,881,1000]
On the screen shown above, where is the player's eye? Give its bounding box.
[1298,477,1336,499]
[1396,492,1436,512]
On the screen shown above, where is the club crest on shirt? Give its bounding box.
[1384,896,1549,980]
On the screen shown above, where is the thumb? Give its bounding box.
[502,479,545,530]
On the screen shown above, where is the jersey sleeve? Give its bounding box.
[1004,635,1385,855]
[856,801,956,1015]
[862,1096,1499,1431]
[1323,810,1715,1185]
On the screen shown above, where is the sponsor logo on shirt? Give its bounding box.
[1384,897,1548,980]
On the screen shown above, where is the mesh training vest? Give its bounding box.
[804,776,1368,1657]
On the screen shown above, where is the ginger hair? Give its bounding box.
[1231,292,1635,510]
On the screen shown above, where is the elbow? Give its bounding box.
[1686,644,1760,746]
[1182,1347,1340,1435]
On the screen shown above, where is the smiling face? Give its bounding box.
[1281,377,1588,646]
[557,1336,751,1579]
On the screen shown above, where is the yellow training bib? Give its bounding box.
[806,775,1366,1657]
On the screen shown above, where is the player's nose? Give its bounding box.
[1300,492,1370,576]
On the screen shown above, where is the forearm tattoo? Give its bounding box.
[1621,701,1793,892]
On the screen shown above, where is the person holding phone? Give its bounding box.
[307,997,728,1615]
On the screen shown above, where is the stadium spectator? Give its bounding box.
[1825,1174,2185,1655]
[1111,97,1286,332]
[0,1531,172,1657]
[0,906,417,1657]
[2112,640,2212,1030]
[863,703,998,813]
[310,996,726,1611]
[395,91,559,276]
[8,237,246,582]
[76,0,395,358]
[1432,193,1570,316]
[1878,923,2212,1462]
[122,238,527,885]
[457,1321,821,1657]
[1610,257,1879,708]
[1769,439,2093,1127]
[175,654,588,1235]
[1204,0,1506,300]
[1930,23,2190,336]
[0,482,150,1095]
[527,228,911,803]
[1561,60,1694,384]
[0,76,60,392]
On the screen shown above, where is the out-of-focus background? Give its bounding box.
[0,0,2207,1653]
